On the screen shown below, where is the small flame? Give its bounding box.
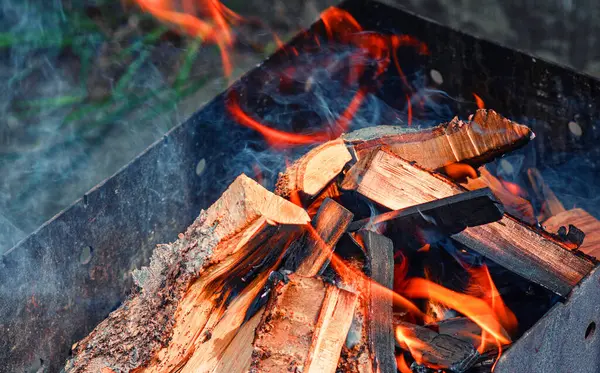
[500,178,527,198]
[443,163,478,181]
[395,325,431,367]
[473,93,485,109]
[400,278,512,344]
[396,353,412,373]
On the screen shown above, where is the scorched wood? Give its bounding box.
[284,197,353,276]
[65,174,309,373]
[543,208,600,259]
[249,275,357,373]
[341,148,595,296]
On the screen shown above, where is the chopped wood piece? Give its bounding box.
[65,174,309,373]
[461,167,536,224]
[344,148,595,296]
[544,208,600,259]
[348,188,504,234]
[361,231,396,373]
[276,139,352,197]
[285,198,353,276]
[395,322,479,372]
[250,275,357,373]
[214,308,265,373]
[343,109,533,170]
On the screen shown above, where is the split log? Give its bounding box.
[341,148,595,296]
[275,138,352,198]
[284,198,353,276]
[250,275,357,373]
[348,188,504,234]
[65,174,310,373]
[395,322,480,372]
[362,231,396,373]
[343,109,533,169]
[461,167,536,224]
[543,208,600,259]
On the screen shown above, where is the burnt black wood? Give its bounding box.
[361,230,396,373]
[3,0,600,370]
[283,198,353,274]
[348,188,504,234]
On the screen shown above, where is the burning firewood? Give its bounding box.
[284,198,353,276]
[65,175,309,373]
[249,275,357,373]
[341,148,595,296]
[66,107,596,373]
[276,109,532,199]
[343,109,533,169]
[543,208,600,259]
[276,138,352,198]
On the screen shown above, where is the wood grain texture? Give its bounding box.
[250,276,357,373]
[286,198,353,277]
[543,208,600,259]
[276,139,352,197]
[346,148,594,296]
[362,231,396,373]
[343,109,532,170]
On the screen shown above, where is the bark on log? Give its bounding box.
[65,174,309,373]
[342,148,595,296]
[249,275,357,373]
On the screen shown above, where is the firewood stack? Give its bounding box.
[65,109,598,373]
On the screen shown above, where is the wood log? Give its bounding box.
[275,138,352,198]
[395,322,479,372]
[527,167,566,221]
[65,174,309,373]
[341,148,595,296]
[543,208,600,259]
[362,231,396,373]
[250,275,357,373]
[284,198,353,276]
[343,109,533,170]
[348,188,504,234]
[461,167,536,225]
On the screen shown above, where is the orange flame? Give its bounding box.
[227,88,366,149]
[133,0,241,77]
[500,179,527,198]
[395,325,431,367]
[443,163,478,181]
[396,354,412,373]
[400,278,511,344]
[473,93,485,109]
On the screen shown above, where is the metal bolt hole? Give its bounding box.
[585,321,596,340]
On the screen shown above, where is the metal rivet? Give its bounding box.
[430,69,443,85]
[568,121,582,137]
[196,158,207,176]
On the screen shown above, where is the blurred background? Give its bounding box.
[1,0,599,253]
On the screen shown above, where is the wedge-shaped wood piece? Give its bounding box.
[65,174,309,373]
[285,198,353,276]
[276,139,352,197]
[543,208,600,259]
[250,275,357,373]
[343,109,533,169]
[343,149,595,296]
